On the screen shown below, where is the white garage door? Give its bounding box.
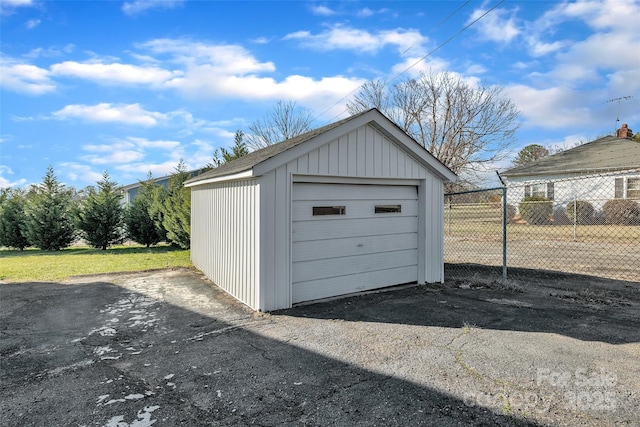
[292,183,418,303]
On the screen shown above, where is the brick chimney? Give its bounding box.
[616,123,633,138]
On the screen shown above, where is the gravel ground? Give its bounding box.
[445,235,640,282]
[1,268,638,426]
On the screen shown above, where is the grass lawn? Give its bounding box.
[444,204,640,243]
[0,244,192,282]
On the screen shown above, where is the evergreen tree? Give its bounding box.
[0,189,30,250]
[75,171,124,250]
[22,166,76,250]
[162,159,191,249]
[205,129,250,169]
[124,174,165,247]
[512,144,550,167]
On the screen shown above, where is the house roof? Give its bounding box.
[184,108,457,186]
[501,135,640,178]
[122,168,207,191]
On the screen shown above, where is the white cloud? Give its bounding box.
[50,61,181,85]
[51,103,168,127]
[1,0,33,5]
[79,136,183,171]
[126,137,180,150]
[356,7,374,18]
[122,0,185,16]
[140,39,276,75]
[283,25,427,54]
[310,5,336,16]
[58,163,104,184]
[25,18,40,29]
[0,165,27,189]
[0,0,34,14]
[137,38,365,105]
[0,56,55,94]
[115,160,181,179]
[250,36,272,45]
[81,150,145,165]
[505,84,593,129]
[468,6,520,44]
[389,56,450,79]
[24,44,75,59]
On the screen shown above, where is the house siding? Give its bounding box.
[190,179,260,310]
[506,171,640,211]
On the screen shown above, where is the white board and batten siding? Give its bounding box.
[190,179,261,309]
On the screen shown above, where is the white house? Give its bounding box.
[121,168,207,205]
[501,125,640,210]
[184,109,457,311]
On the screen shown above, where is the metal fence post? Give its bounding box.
[573,195,577,241]
[502,186,508,283]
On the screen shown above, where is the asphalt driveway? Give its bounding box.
[1,268,638,426]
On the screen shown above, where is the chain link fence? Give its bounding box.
[444,171,640,283]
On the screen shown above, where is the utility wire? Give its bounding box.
[316,0,505,124]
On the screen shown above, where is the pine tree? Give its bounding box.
[124,174,165,247]
[0,189,30,250]
[22,166,76,250]
[75,171,124,250]
[162,159,191,249]
[205,129,250,169]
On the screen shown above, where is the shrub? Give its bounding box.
[552,207,571,225]
[602,199,640,225]
[518,196,552,225]
[565,200,595,225]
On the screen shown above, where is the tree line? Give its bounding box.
[0,130,252,252]
[0,162,191,251]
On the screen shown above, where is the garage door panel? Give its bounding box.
[293,249,417,283]
[291,182,419,304]
[292,232,417,263]
[292,216,417,242]
[293,183,416,201]
[292,199,418,221]
[292,266,417,303]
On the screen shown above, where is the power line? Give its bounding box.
[316,0,505,124]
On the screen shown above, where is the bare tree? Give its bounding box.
[246,100,314,150]
[346,71,520,175]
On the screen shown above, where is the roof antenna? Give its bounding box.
[605,95,633,135]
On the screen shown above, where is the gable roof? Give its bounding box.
[122,168,207,192]
[501,135,640,178]
[185,108,457,186]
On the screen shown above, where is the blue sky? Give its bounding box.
[1,0,639,189]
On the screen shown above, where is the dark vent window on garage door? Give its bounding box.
[375,205,401,213]
[313,206,346,216]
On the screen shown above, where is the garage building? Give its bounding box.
[184,109,457,311]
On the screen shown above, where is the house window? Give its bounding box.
[375,205,402,213]
[627,178,640,199]
[524,182,554,200]
[615,178,624,199]
[614,177,640,200]
[313,206,346,216]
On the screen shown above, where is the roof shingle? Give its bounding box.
[502,136,640,177]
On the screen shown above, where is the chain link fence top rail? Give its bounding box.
[444,171,640,283]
